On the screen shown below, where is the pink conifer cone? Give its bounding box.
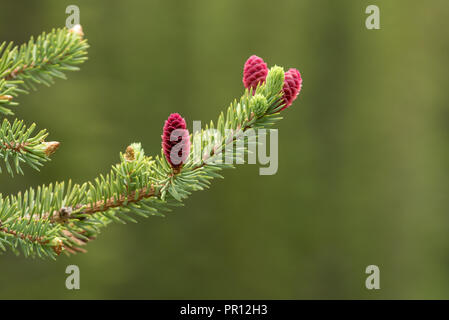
[281,68,302,111]
[162,113,190,169]
[243,55,268,92]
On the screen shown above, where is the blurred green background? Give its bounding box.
[1,0,449,299]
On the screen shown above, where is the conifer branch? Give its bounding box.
[0,28,303,259]
[0,118,60,176]
[0,26,88,100]
[0,26,86,176]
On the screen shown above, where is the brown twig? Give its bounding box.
[43,185,157,224]
[0,220,49,245]
[3,63,34,81]
[1,141,29,152]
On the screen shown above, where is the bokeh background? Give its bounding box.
[1,0,449,299]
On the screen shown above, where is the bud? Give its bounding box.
[69,24,84,37]
[125,145,135,161]
[162,113,190,170]
[243,55,268,92]
[250,94,268,117]
[43,141,60,156]
[281,68,302,111]
[265,65,285,97]
[50,237,64,255]
[125,143,144,161]
[0,95,13,101]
